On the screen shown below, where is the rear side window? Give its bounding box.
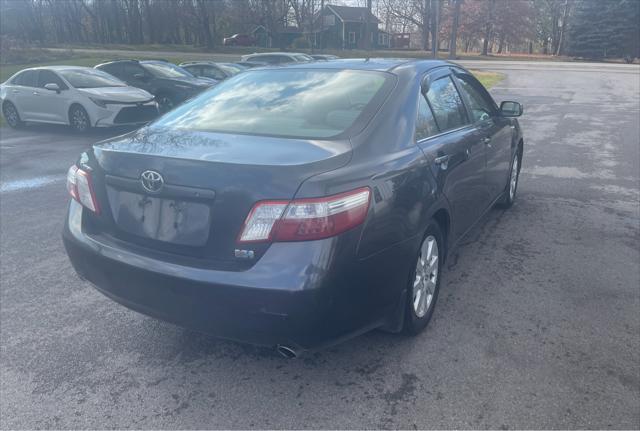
[98,63,122,77]
[454,73,495,123]
[203,66,226,80]
[183,65,201,76]
[123,63,147,78]
[151,69,392,139]
[416,93,438,141]
[256,55,281,64]
[37,70,67,89]
[426,76,468,132]
[11,70,37,87]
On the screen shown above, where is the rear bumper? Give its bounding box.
[63,201,413,350]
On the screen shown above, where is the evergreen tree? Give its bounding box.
[567,0,640,59]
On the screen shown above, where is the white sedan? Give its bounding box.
[0,66,158,132]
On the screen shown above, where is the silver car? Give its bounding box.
[1,66,158,132]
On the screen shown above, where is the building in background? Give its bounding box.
[311,5,386,50]
[391,32,411,49]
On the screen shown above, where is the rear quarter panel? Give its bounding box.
[298,67,442,257]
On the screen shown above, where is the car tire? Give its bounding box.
[69,105,91,133]
[156,94,176,113]
[2,102,24,129]
[404,222,444,335]
[496,151,521,208]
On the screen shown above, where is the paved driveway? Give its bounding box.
[1,62,638,429]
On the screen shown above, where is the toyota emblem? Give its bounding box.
[140,170,164,193]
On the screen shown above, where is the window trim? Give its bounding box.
[415,82,439,143]
[11,69,38,87]
[416,123,475,144]
[36,69,69,90]
[450,67,499,122]
[416,70,475,144]
[422,74,470,134]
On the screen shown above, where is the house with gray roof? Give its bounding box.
[310,4,390,50]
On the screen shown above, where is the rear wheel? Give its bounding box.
[2,102,24,129]
[69,105,91,133]
[404,222,443,334]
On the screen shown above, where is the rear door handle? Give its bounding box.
[11,90,19,94]
[32,91,40,96]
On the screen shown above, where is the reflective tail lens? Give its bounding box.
[66,165,100,214]
[238,188,370,243]
[66,165,79,201]
[238,201,288,243]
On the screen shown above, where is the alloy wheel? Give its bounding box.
[71,108,89,132]
[413,235,439,318]
[509,156,519,201]
[3,104,19,127]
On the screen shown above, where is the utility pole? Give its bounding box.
[365,0,372,51]
[310,0,315,53]
[556,0,570,56]
[320,0,324,50]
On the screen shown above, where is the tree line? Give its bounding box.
[0,0,638,59]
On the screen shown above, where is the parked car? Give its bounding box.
[179,62,245,81]
[223,33,254,46]
[63,59,523,357]
[0,66,158,132]
[94,60,217,113]
[310,54,340,61]
[240,52,314,65]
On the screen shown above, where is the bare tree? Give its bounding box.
[481,0,495,55]
[448,0,462,58]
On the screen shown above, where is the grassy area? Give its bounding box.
[470,70,505,89]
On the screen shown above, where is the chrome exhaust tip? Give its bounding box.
[276,344,298,359]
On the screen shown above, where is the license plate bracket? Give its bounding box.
[106,188,211,246]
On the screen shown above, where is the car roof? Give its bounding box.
[180,61,216,66]
[245,52,307,57]
[24,65,95,72]
[262,58,453,73]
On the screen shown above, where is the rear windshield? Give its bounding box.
[142,62,193,78]
[58,69,125,88]
[150,69,391,139]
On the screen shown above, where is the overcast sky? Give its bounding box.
[333,0,368,7]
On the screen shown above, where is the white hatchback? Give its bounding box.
[0,66,158,132]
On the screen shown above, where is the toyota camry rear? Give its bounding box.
[63,60,524,355]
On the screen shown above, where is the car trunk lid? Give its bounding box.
[86,128,351,267]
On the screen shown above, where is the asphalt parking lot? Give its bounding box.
[1,61,639,429]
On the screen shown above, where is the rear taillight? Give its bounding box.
[238,187,370,243]
[66,165,100,214]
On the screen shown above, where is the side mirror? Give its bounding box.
[500,101,523,117]
[44,83,60,93]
